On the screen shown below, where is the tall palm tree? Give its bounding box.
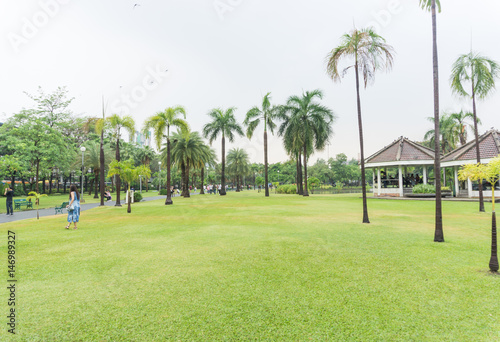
[169,130,205,198]
[227,148,250,192]
[196,144,217,195]
[451,51,500,212]
[279,90,334,197]
[83,141,113,199]
[143,106,189,205]
[136,146,157,191]
[107,114,135,207]
[418,0,444,241]
[244,92,279,197]
[449,110,477,146]
[203,107,244,196]
[326,28,393,222]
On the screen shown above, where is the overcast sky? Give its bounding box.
[1,0,499,164]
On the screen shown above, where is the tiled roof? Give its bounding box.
[366,137,435,164]
[441,129,500,162]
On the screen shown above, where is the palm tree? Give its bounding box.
[107,114,135,207]
[451,52,500,212]
[449,110,477,146]
[143,107,189,205]
[227,148,250,192]
[326,28,393,222]
[136,146,157,191]
[196,144,217,195]
[424,114,459,154]
[203,108,244,196]
[168,130,205,198]
[279,90,334,197]
[82,141,113,199]
[244,92,279,197]
[418,0,444,241]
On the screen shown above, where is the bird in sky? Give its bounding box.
[133,4,141,9]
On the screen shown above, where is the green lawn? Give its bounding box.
[1,192,498,341]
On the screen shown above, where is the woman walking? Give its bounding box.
[65,184,81,229]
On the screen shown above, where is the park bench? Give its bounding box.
[55,202,69,215]
[14,199,33,210]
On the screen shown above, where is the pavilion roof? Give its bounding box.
[365,137,435,164]
[441,129,500,162]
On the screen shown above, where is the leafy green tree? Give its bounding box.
[326,28,394,224]
[279,90,335,197]
[419,0,444,241]
[244,92,279,197]
[203,107,244,196]
[107,114,135,207]
[459,157,500,272]
[144,107,188,204]
[451,52,500,212]
[0,155,22,191]
[227,148,250,192]
[108,159,150,213]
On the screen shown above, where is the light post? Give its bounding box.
[158,161,161,192]
[277,170,280,185]
[80,146,86,202]
[139,175,142,193]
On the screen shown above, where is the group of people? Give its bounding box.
[205,184,222,194]
[380,171,423,188]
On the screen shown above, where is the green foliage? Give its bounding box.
[276,184,297,194]
[255,176,265,186]
[133,192,143,203]
[412,184,436,194]
[160,189,170,196]
[307,177,321,192]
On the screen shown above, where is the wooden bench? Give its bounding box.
[14,199,33,210]
[55,202,69,215]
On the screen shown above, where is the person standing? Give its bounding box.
[65,184,81,230]
[4,186,14,215]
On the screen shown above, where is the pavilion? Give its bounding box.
[365,137,435,197]
[441,128,500,198]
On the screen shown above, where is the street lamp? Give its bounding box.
[80,146,86,202]
[139,175,142,193]
[158,161,161,192]
[277,170,280,184]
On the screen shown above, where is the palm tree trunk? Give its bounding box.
[127,186,132,213]
[490,212,498,272]
[166,137,173,205]
[49,172,53,194]
[35,160,40,193]
[220,135,227,195]
[99,127,105,206]
[354,60,369,223]
[184,160,191,198]
[115,137,122,206]
[471,84,485,212]
[303,144,309,196]
[94,169,99,199]
[264,130,269,197]
[200,168,205,194]
[298,151,303,195]
[431,0,444,241]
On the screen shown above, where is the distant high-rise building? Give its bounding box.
[134,130,151,147]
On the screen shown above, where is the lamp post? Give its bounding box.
[80,146,86,202]
[139,175,142,193]
[158,161,161,192]
[277,170,280,185]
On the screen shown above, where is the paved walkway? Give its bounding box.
[0,193,194,224]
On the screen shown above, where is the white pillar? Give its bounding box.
[399,165,404,197]
[454,166,459,198]
[372,169,375,194]
[467,178,472,198]
[442,168,446,186]
[377,168,381,196]
[423,166,428,184]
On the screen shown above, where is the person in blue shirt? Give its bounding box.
[65,184,81,230]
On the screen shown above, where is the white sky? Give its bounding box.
[1,0,499,164]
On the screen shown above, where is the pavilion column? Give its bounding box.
[377,168,381,196]
[442,167,446,187]
[423,166,428,184]
[372,169,375,195]
[454,166,459,198]
[398,165,403,197]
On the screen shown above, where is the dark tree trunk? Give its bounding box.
[21,176,27,194]
[94,170,99,199]
[184,160,191,198]
[49,173,53,194]
[115,137,122,206]
[264,130,269,197]
[35,160,40,193]
[295,155,300,194]
[127,188,132,214]
[471,82,485,212]
[236,175,241,192]
[431,0,444,241]
[165,135,173,205]
[64,176,67,194]
[11,173,15,194]
[303,143,309,196]
[354,59,369,223]
[41,176,45,194]
[180,163,187,197]
[490,212,499,272]
[220,135,227,195]
[99,125,105,206]
[200,168,205,194]
[298,152,303,195]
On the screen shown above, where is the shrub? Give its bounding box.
[277,184,297,194]
[160,189,169,196]
[133,192,143,203]
[442,186,451,191]
[412,184,436,194]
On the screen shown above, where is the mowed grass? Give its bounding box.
[1,192,499,341]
